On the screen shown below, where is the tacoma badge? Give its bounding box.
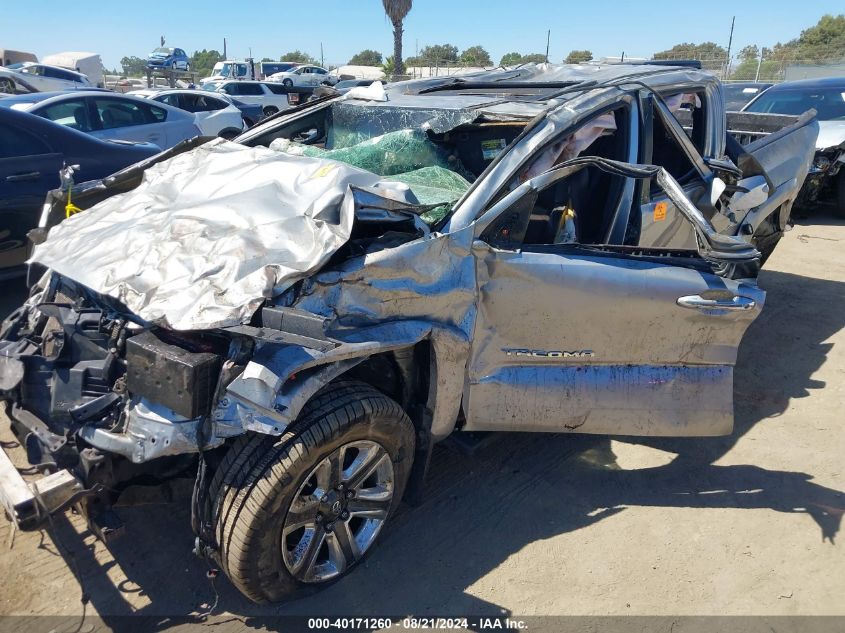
[503,348,595,358]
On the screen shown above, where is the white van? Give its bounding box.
[41,52,105,88]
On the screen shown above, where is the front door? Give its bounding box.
[90,96,164,147]
[463,160,763,437]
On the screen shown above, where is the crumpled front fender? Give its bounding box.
[217,320,470,440]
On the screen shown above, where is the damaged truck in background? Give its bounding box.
[0,64,818,603]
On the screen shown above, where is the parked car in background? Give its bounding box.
[147,47,190,72]
[41,52,105,88]
[0,68,36,94]
[2,63,91,92]
[267,64,339,87]
[225,97,264,127]
[0,91,201,150]
[204,80,291,116]
[0,106,158,278]
[129,89,245,138]
[722,82,772,110]
[258,61,297,79]
[744,76,845,215]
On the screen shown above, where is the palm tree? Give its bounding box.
[382,0,412,77]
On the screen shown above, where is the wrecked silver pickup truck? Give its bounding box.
[0,64,818,602]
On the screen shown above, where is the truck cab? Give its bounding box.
[202,60,254,85]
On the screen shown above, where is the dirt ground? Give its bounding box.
[0,211,843,628]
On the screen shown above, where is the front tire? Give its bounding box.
[282,78,293,87]
[210,381,415,603]
[262,106,279,117]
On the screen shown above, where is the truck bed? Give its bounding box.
[675,109,804,147]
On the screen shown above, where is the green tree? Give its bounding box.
[790,13,845,61]
[382,0,413,77]
[120,56,147,77]
[419,44,459,66]
[500,51,523,66]
[190,49,224,77]
[520,53,548,63]
[459,45,492,67]
[565,49,593,64]
[730,45,766,80]
[737,45,760,62]
[280,50,318,64]
[382,55,396,76]
[729,15,845,81]
[653,41,728,72]
[349,49,383,66]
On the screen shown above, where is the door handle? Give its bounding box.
[6,171,41,182]
[677,294,756,311]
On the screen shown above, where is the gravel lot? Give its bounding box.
[1,211,843,628]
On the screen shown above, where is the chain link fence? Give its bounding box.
[650,51,845,83]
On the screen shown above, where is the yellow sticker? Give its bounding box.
[653,201,668,221]
[311,164,337,179]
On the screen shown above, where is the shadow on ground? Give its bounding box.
[33,217,845,627]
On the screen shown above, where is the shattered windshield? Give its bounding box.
[264,100,524,224]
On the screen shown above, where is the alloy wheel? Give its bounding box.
[281,440,394,583]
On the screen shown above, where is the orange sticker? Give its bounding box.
[653,201,668,221]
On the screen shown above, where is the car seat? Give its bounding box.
[71,106,87,131]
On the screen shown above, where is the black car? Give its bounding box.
[0,106,159,278]
[226,96,264,127]
[744,76,845,214]
[722,82,773,110]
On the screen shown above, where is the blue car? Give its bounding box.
[147,47,190,71]
[0,107,159,278]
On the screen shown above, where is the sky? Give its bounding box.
[4,0,844,70]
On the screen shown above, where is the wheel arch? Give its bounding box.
[223,324,469,443]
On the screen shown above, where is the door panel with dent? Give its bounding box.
[464,154,764,437]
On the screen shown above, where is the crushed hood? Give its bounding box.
[30,139,417,330]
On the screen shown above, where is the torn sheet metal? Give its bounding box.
[30,139,416,330]
[341,80,388,102]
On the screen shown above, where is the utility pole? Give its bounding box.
[755,46,763,82]
[320,43,324,68]
[223,38,227,60]
[545,30,551,63]
[724,15,735,79]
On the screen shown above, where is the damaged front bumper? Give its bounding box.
[0,419,86,530]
